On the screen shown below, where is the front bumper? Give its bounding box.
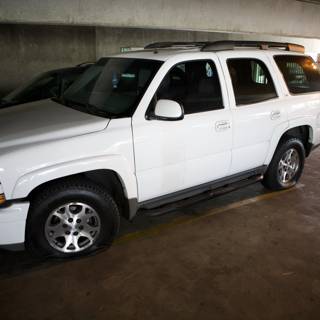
[0,201,29,246]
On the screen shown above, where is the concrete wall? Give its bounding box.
[1,0,320,38]
[1,24,320,97]
[0,24,96,96]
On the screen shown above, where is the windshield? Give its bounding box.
[61,58,163,118]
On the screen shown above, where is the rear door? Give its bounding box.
[217,51,288,175]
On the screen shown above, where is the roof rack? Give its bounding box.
[144,41,305,53]
[76,61,95,67]
[144,42,206,49]
[201,41,305,53]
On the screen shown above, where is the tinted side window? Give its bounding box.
[274,55,320,94]
[227,59,278,106]
[156,60,223,114]
[19,74,59,102]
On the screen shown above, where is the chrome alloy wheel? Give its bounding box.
[277,148,300,186]
[45,202,101,253]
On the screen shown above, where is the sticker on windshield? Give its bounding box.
[112,72,119,88]
[206,63,213,77]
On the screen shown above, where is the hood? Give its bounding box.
[0,99,109,149]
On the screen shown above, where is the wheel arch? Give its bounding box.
[265,124,313,164]
[12,156,138,220]
[279,125,313,155]
[27,169,135,220]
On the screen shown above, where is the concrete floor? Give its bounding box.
[0,150,320,320]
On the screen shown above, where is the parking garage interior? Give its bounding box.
[1,1,320,319]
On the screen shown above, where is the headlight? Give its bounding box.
[0,183,6,205]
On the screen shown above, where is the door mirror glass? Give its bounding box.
[151,99,184,121]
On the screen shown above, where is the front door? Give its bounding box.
[132,57,232,202]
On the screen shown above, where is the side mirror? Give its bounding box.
[149,99,184,121]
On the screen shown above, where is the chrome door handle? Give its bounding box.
[215,120,231,131]
[270,110,281,120]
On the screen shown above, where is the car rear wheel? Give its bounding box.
[26,178,120,258]
[262,138,305,191]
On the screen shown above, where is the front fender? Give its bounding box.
[12,155,138,200]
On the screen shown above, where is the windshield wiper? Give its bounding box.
[84,102,116,118]
[51,96,66,106]
[55,97,115,119]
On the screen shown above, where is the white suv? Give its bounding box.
[1,41,320,258]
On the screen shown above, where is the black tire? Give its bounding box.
[262,138,305,191]
[26,178,120,259]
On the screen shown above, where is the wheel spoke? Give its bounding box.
[280,165,289,183]
[286,149,293,162]
[86,222,99,232]
[48,223,65,235]
[64,234,81,251]
[64,205,74,219]
[281,170,287,183]
[52,210,68,222]
[279,160,286,169]
[79,230,95,243]
[46,215,68,238]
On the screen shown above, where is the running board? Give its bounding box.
[139,169,265,217]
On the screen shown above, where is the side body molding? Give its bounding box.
[12,155,138,200]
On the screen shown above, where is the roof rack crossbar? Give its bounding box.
[143,41,305,53]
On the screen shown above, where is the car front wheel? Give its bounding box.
[26,178,120,258]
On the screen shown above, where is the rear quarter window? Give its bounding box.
[274,55,320,94]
